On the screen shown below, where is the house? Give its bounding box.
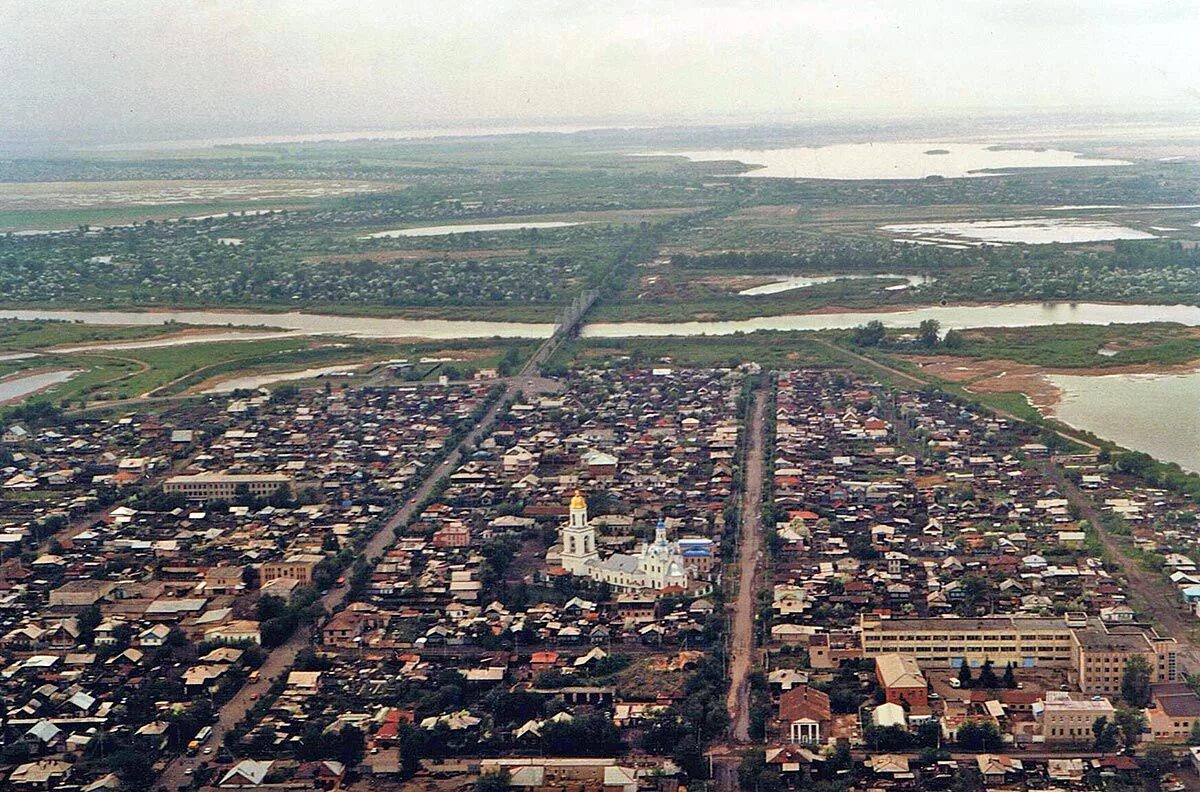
[778,685,832,746]
[976,755,1022,786]
[219,760,274,788]
[9,759,72,790]
[867,754,913,781]
[2,424,30,444]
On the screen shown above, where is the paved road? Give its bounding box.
[726,387,767,744]
[156,300,587,790]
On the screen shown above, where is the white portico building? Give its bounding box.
[552,491,689,594]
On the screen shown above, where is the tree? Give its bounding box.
[475,770,511,792]
[942,328,965,349]
[1002,662,1017,689]
[77,604,102,646]
[976,659,999,689]
[957,661,973,689]
[1092,716,1120,752]
[1140,744,1175,778]
[850,320,886,347]
[1188,719,1200,746]
[917,319,941,348]
[956,721,1002,751]
[1120,655,1152,708]
[1114,706,1147,751]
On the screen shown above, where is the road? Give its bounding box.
[726,386,767,744]
[813,338,1100,453]
[1045,462,1200,676]
[156,298,588,790]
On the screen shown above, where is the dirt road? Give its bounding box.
[727,387,767,744]
[1045,462,1200,676]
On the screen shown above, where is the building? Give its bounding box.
[550,492,689,594]
[1145,683,1200,743]
[1039,691,1114,744]
[875,654,928,708]
[859,614,1075,667]
[778,685,832,746]
[477,758,640,792]
[164,472,293,500]
[1071,624,1178,695]
[260,554,324,587]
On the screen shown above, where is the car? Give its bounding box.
[203,747,213,755]
[948,678,962,689]
[184,769,194,776]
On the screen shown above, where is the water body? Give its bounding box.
[649,142,1130,180]
[4,303,1200,342]
[0,369,81,403]
[738,274,930,296]
[583,303,1200,338]
[1045,370,1200,473]
[364,221,580,239]
[202,365,365,394]
[0,309,554,340]
[883,218,1156,245]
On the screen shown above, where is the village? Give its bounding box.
[2,364,1200,792]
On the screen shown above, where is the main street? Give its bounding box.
[726,386,768,744]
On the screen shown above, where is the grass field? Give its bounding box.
[884,323,1200,369]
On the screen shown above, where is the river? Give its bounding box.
[583,303,1200,337]
[6,303,1200,343]
[0,309,555,339]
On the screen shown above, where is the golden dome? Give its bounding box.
[570,490,587,510]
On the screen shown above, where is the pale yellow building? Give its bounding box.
[858,614,1074,667]
[1040,691,1114,744]
[164,472,292,500]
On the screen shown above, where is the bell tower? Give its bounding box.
[560,490,598,574]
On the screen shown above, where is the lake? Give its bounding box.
[583,302,1200,337]
[738,274,930,296]
[1045,370,1200,473]
[363,221,580,239]
[883,218,1156,245]
[649,141,1130,180]
[0,369,81,403]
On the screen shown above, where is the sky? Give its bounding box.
[3,0,1200,145]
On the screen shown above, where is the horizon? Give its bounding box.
[5,0,1200,150]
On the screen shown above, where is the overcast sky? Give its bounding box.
[3,0,1200,145]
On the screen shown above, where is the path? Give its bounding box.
[814,338,1100,452]
[727,386,767,744]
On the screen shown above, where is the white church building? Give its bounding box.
[552,491,689,594]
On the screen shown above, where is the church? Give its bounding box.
[552,491,689,594]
